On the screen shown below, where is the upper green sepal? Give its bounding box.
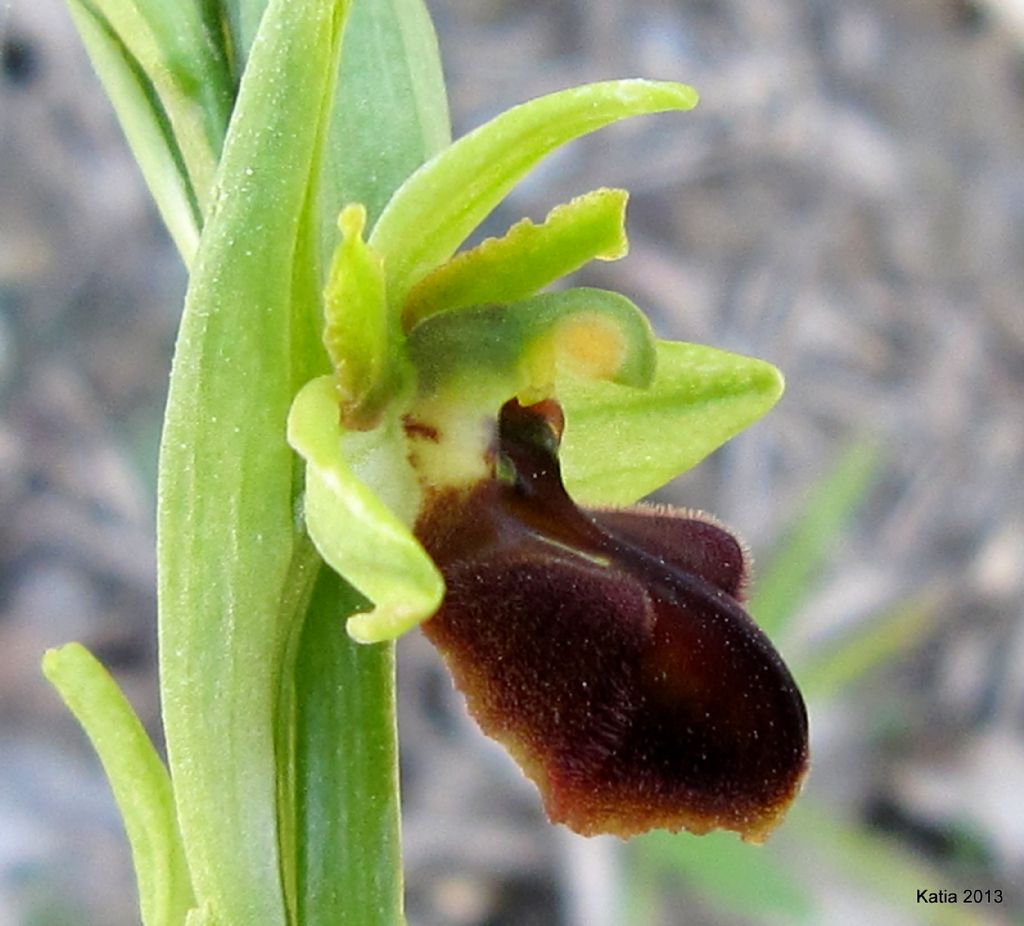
[370,79,699,306]
[287,376,444,643]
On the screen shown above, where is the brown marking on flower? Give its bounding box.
[402,414,441,442]
[416,399,808,842]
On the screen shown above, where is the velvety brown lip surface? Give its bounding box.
[416,399,808,842]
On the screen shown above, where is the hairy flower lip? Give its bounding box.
[415,399,809,842]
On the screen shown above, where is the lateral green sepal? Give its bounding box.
[558,339,785,506]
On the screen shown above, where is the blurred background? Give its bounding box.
[2,0,1023,923]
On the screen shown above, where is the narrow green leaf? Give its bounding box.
[42,644,194,926]
[67,0,200,263]
[86,0,233,211]
[369,79,699,306]
[157,1,348,923]
[288,376,444,643]
[635,829,812,923]
[295,570,403,925]
[321,0,452,243]
[750,441,880,637]
[403,188,630,327]
[559,339,784,506]
[796,593,940,702]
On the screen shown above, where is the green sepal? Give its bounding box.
[323,204,406,429]
[403,188,629,327]
[42,643,195,926]
[370,79,699,306]
[288,376,444,643]
[559,339,785,506]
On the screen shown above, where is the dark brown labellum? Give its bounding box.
[416,399,808,842]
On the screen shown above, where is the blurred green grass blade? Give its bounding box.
[42,644,194,926]
[369,79,698,307]
[157,0,348,922]
[560,339,784,506]
[796,592,940,701]
[295,571,403,925]
[67,0,201,263]
[321,0,452,255]
[634,829,812,923]
[84,0,233,212]
[787,802,1000,926]
[750,441,880,638]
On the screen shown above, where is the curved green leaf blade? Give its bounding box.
[369,79,698,305]
[42,644,194,926]
[67,0,200,263]
[559,339,784,506]
[288,376,444,643]
[403,188,629,327]
[157,1,348,923]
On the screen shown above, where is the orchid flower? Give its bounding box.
[288,80,808,843]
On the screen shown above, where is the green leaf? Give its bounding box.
[295,570,403,925]
[559,339,784,506]
[403,187,629,327]
[634,829,812,924]
[369,79,698,306]
[796,593,940,702]
[321,0,452,244]
[66,0,201,263]
[42,644,194,926]
[156,1,349,923]
[288,376,444,643]
[84,0,233,212]
[749,441,879,637]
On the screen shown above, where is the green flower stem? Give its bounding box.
[42,644,194,926]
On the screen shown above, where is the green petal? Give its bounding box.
[42,644,194,926]
[323,204,406,429]
[403,188,629,327]
[288,376,444,643]
[370,79,698,305]
[559,339,785,506]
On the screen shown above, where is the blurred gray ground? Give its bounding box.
[2,0,1024,924]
